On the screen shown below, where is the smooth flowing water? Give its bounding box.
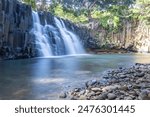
[31,11,52,56]
[31,11,85,57]
[54,17,85,54]
[0,54,150,100]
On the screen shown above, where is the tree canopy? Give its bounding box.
[20,0,150,29]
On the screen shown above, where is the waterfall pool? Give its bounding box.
[0,53,150,99]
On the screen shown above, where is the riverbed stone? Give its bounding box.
[124,97,133,100]
[79,95,87,100]
[91,87,102,92]
[107,93,116,100]
[120,85,128,91]
[59,92,67,98]
[136,72,145,77]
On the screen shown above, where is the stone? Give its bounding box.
[102,85,120,92]
[91,88,102,92]
[79,90,85,95]
[107,93,116,100]
[85,80,97,87]
[120,86,128,91]
[96,93,108,100]
[136,72,145,77]
[70,96,78,100]
[119,74,127,78]
[59,92,67,98]
[124,97,133,100]
[139,90,148,100]
[86,92,95,97]
[79,95,87,100]
[128,91,137,96]
[148,93,150,99]
[74,88,80,92]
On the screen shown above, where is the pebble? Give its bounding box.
[107,93,116,100]
[95,93,108,100]
[148,93,150,99]
[79,95,87,100]
[59,92,67,98]
[120,86,128,91]
[136,72,145,77]
[119,74,127,78]
[91,88,102,92]
[124,97,132,100]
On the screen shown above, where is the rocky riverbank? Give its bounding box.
[61,63,150,100]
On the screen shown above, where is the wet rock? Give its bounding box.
[74,88,80,92]
[136,72,145,77]
[59,92,67,98]
[107,93,116,100]
[85,80,98,87]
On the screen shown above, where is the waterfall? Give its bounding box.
[31,11,52,57]
[31,11,85,57]
[54,17,85,55]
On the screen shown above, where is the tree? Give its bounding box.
[22,0,36,9]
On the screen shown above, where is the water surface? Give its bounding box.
[0,53,150,99]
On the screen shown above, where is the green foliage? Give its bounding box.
[91,6,125,31]
[130,0,150,25]
[22,0,36,10]
[49,4,88,23]
[21,0,150,29]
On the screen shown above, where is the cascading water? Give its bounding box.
[31,11,52,57]
[54,17,85,55]
[31,11,85,57]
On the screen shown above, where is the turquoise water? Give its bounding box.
[0,53,150,99]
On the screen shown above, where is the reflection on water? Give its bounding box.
[0,53,150,99]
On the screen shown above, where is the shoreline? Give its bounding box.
[62,63,150,100]
[87,48,137,54]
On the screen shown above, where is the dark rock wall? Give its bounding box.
[0,0,33,59]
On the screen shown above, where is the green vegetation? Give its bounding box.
[134,0,150,25]
[20,0,150,30]
[21,0,36,10]
[49,4,88,23]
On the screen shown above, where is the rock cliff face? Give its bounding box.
[88,20,150,53]
[0,0,33,59]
